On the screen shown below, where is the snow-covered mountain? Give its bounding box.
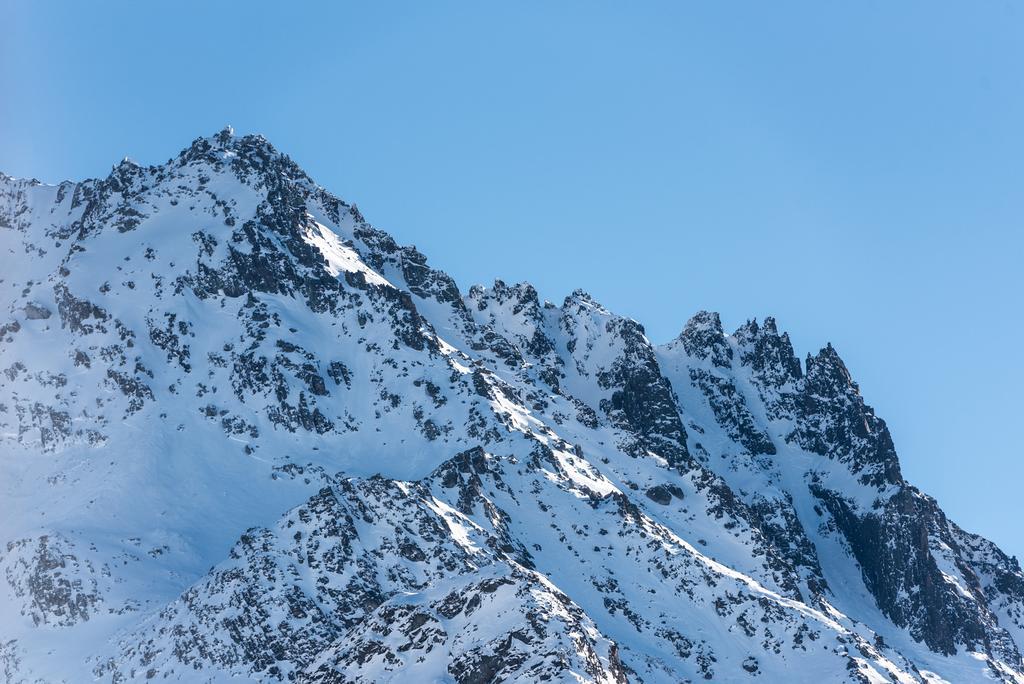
[1,128,1022,683]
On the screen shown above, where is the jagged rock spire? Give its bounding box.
[804,342,857,396]
[676,310,732,368]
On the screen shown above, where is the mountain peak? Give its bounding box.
[805,342,857,395]
[733,316,803,385]
[3,129,1022,684]
[680,310,723,335]
[215,124,235,144]
[562,288,608,313]
[171,127,292,180]
[674,310,732,368]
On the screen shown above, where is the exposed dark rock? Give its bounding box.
[23,302,51,320]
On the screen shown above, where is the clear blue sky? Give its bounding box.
[3,2,1022,558]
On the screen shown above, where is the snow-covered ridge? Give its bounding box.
[1,128,1022,683]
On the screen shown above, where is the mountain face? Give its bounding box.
[1,129,1022,684]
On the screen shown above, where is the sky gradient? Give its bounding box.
[2,2,1023,558]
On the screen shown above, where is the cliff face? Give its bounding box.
[1,129,1021,683]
